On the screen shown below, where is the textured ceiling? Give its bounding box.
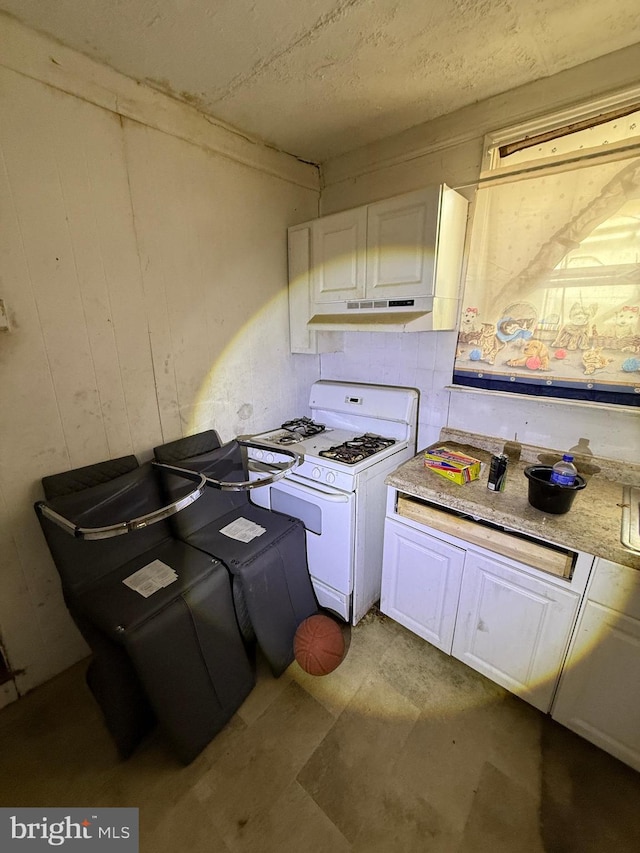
[2,0,640,163]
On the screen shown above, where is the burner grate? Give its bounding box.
[319,433,395,465]
[280,417,325,438]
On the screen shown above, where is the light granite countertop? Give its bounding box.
[385,428,640,571]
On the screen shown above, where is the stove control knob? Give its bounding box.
[265,452,275,464]
[312,467,321,479]
[326,471,335,485]
[254,448,264,461]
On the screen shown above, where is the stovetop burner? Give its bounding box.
[263,417,326,445]
[280,417,325,439]
[319,433,396,465]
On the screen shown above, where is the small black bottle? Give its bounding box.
[487,454,508,491]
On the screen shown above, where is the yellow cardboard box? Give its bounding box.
[424,446,481,485]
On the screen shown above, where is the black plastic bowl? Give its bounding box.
[524,466,586,515]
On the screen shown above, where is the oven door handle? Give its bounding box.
[274,478,351,503]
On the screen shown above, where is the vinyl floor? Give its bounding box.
[1,609,639,852]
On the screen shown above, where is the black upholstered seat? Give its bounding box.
[36,456,254,764]
[153,431,318,676]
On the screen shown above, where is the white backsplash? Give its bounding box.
[320,330,639,463]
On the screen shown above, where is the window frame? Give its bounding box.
[452,85,640,408]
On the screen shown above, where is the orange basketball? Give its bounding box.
[294,614,345,676]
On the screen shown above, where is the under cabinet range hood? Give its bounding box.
[307,295,461,333]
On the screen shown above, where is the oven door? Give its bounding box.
[268,474,355,621]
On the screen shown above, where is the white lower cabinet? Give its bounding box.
[451,551,580,712]
[381,518,465,653]
[551,559,640,771]
[380,493,589,714]
[381,491,639,770]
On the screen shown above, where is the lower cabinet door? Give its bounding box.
[451,551,580,711]
[381,518,465,653]
[552,598,640,771]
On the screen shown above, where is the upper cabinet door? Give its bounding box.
[312,207,367,303]
[366,187,441,300]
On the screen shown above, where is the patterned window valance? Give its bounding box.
[453,102,640,406]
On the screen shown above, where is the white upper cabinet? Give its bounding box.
[288,185,468,350]
[312,187,441,304]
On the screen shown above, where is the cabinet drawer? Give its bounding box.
[396,495,574,579]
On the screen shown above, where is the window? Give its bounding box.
[453,91,640,406]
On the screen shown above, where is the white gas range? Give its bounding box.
[245,381,419,625]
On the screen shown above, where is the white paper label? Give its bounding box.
[123,559,178,597]
[219,517,266,543]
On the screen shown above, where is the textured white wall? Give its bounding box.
[0,19,320,698]
[318,332,458,450]
[318,45,640,461]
